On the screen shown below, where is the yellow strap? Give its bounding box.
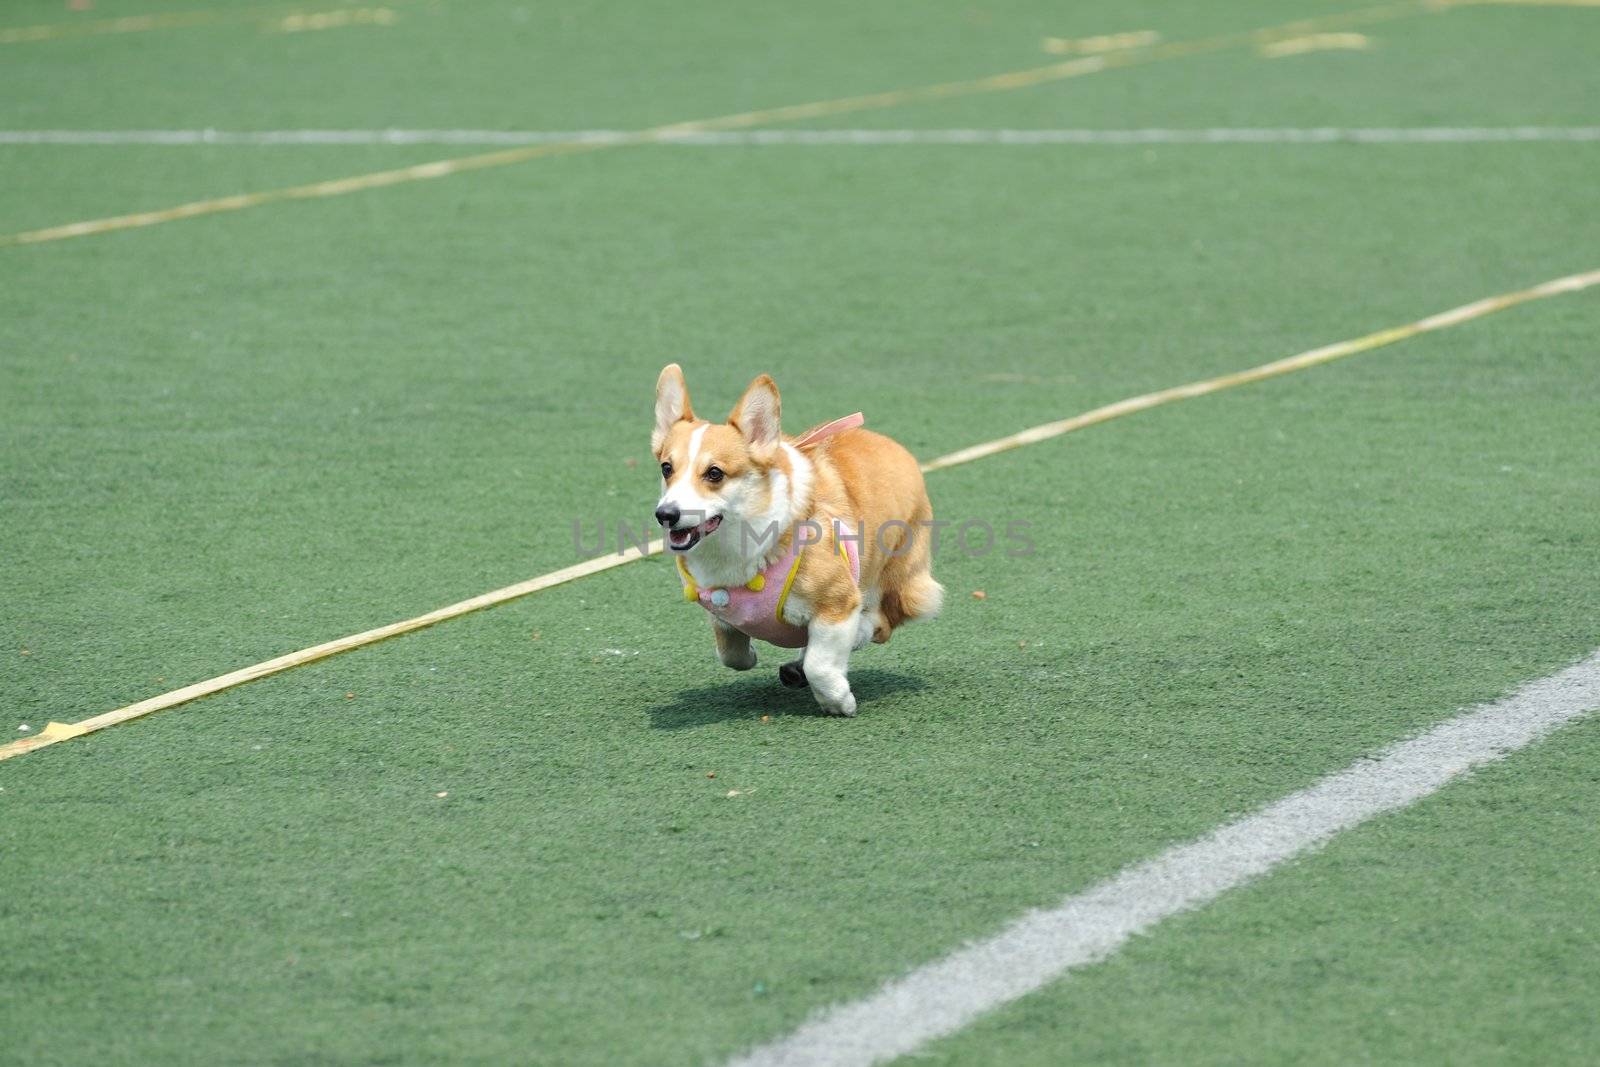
[771,522,852,626]
[682,555,766,596]
[773,548,806,624]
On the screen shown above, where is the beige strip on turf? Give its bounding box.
[9,127,1600,145]
[0,2,402,44]
[922,269,1600,471]
[3,267,1597,761]
[1,541,662,759]
[0,2,1450,248]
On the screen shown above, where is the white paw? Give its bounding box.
[815,689,857,717]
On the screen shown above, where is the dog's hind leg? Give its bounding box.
[874,509,944,642]
[853,587,882,650]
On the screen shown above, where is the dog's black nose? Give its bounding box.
[654,504,680,528]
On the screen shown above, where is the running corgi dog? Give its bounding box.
[651,364,943,716]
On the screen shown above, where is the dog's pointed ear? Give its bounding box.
[729,374,781,457]
[653,363,694,452]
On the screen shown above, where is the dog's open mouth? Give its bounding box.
[667,514,722,551]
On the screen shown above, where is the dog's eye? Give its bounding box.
[660,461,673,478]
[704,466,725,484]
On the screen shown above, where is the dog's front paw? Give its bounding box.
[815,690,857,717]
[719,646,758,671]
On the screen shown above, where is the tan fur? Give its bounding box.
[653,364,941,714]
[656,420,937,636]
[788,428,934,635]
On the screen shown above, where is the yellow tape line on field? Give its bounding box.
[1258,32,1373,57]
[0,3,398,44]
[0,542,664,760]
[268,7,396,33]
[1440,0,1600,6]
[3,266,1597,761]
[0,1,1469,249]
[1,0,1582,47]
[0,10,220,42]
[0,139,617,246]
[921,269,1600,471]
[1042,30,1163,55]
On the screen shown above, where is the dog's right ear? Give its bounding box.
[653,363,694,453]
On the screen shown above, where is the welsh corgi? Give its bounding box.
[651,364,943,716]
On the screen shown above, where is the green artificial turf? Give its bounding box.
[917,714,1600,1067]
[3,1,1600,1064]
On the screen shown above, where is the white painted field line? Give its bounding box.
[4,127,1600,146]
[727,650,1600,1067]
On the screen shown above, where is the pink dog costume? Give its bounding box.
[676,414,864,648]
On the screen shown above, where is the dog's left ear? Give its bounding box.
[729,374,781,458]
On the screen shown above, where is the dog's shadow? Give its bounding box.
[646,668,926,730]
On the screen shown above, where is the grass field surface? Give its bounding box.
[3,1,1599,1064]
